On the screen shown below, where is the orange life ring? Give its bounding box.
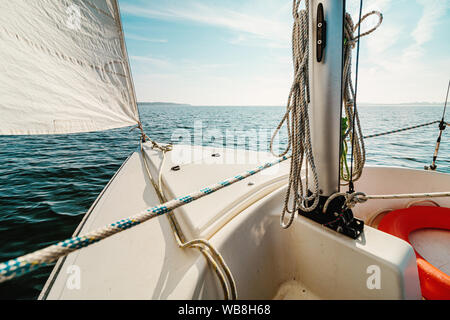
[378,206,450,300]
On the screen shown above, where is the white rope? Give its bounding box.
[323,191,450,214]
[271,0,319,229]
[0,153,289,283]
[361,191,450,201]
[140,142,238,300]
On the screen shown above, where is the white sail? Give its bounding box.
[0,0,139,135]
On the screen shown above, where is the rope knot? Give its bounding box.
[345,11,383,49]
[150,140,173,153]
[130,121,148,142]
[322,191,368,214]
[345,192,368,208]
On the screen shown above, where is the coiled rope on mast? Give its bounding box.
[271,0,382,227]
[341,10,383,184]
[271,0,320,229]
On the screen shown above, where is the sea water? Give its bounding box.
[0,104,448,299]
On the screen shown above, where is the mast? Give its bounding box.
[298,0,363,239]
[308,0,345,197]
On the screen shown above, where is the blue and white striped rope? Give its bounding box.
[0,155,289,284]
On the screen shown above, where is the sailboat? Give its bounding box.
[1,0,449,300]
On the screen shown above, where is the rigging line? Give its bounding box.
[426,80,450,171]
[323,191,450,214]
[348,0,364,193]
[361,192,450,200]
[139,143,237,300]
[363,120,440,139]
[440,80,450,122]
[0,153,289,284]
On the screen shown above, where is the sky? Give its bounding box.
[119,0,450,106]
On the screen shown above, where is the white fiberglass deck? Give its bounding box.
[40,144,450,300]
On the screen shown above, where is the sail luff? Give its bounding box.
[112,0,140,124]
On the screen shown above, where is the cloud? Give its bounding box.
[346,0,392,18]
[366,24,402,57]
[403,0,450,59]
[125,33,168,43]
[120,1,291,48]
[124,0,449,104]
[130,55,171,68]
[412,0,449,45]
[132,69,292,106]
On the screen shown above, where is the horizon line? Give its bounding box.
[138,101,445,106]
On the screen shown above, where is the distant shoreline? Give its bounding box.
[139,102,191,106]
[138,102,444,107]
[360,102,443,107]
